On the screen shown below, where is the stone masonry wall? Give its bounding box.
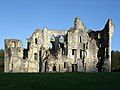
[4,17,114,73]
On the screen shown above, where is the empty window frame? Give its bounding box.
[34,53,38,60]
[80,36,82,43]
[72,49,75,55]
[62,48,65,55]
[83,43,85,49]
[80,50,82,58]
[86,42,88,49]
[35,38,37,44]
[64,62,68,68]
[72,49,77,55]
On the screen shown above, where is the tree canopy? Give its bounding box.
[0,49,4,61]
[111,50,120,71]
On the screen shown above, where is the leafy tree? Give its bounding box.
[111,50,120,71]
[0,49,4,61]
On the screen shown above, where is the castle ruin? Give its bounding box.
[4,17,114,73]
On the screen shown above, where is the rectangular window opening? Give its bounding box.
[80,36,82,43]
[62,48,65,55]
[34,53,38,60]
[72,49,77,56]
[86,42,88,49]
[72,49,74,55]
[35,38,37,44]
[64,62,68,68]
[80,50,82,58]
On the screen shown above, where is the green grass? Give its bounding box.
[0,72,120,90]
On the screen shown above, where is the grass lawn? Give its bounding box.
[0,72,120,90]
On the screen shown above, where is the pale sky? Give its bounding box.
[0,0,120,50]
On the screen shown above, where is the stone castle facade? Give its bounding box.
[4,17,114,73]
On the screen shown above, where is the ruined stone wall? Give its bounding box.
[67,17,99,72]
[4,39,24,72]
[4,17,114,73]
[102,19,115,72]
[26,28,67,72]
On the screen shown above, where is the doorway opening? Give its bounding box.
[53,64,56,71]
[72,64,77,72]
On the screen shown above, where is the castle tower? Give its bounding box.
[107,19,115,72]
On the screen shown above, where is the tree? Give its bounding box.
[111,50,120,71]
[0,49,4,61]
[0,49,4,72]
